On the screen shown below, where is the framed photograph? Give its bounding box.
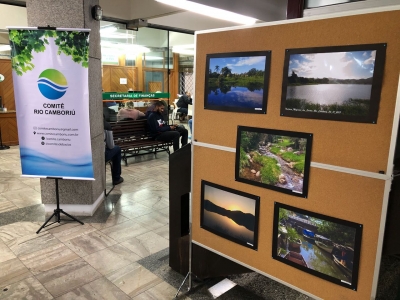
[200,180,260,250]
[280,43,386,123]
[272,202,363,290]
[235,126,313,198]
[204,51,271,114]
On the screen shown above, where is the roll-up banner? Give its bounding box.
[8,27,94,180]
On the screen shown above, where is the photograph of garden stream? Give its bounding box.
[238,130,308,194]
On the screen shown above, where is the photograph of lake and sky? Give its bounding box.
[201,181,259,249]
[281,45,385,122]
[205,52,270,113]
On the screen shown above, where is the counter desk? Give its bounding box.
[0,110,18,145]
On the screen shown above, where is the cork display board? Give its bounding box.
[193,10,400,173]
[191,9,400,300]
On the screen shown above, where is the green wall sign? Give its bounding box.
[102,92,170,100]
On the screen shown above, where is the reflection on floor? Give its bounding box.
[0,144,399,299]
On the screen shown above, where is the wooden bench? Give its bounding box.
[110,119,172,166]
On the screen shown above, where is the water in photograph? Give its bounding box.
[286,235,350,282]
[287,84,372,105]
[203,210,254,245]
[207,86,263,109]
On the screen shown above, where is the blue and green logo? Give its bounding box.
[37,69,68,100]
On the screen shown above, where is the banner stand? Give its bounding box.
[0,127,10,150]
[36,178,84,234]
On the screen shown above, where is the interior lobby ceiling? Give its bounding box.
[0,0,288,31]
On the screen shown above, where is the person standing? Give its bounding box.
[176,91,192,121]
[147,101,188,151]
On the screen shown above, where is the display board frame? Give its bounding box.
[190,6,400,300]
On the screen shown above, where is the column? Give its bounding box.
[26,0,105,215]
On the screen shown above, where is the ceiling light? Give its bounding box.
[145,56,164,61]
[156,0,257,25]
[172,49,194,55]
[100,26,117,34]
[172,44,194,50]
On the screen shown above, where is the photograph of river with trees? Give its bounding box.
[283,49,377,117]
[205,53,269,112]
[275,205,360,287]
[237,128,311,195]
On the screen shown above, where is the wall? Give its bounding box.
[0,4,27,29]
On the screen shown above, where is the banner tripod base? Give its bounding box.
[36,178,84,234]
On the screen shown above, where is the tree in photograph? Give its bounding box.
[220,66,232,77]
[247,68,258,77]
[9,29,89,75]
[317,221,356,247]
[288,71,298,84]
[214,65,220,73]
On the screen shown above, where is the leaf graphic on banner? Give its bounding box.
[9,29,89,75]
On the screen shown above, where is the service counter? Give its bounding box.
[0,110,18,145]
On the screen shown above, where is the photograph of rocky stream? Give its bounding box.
[237,129,310,195]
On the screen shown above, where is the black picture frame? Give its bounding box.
[280,43,386,123]
[272,202,363,291]
[200,180,260,250]
[204,51,271,114]
[235,126,313,198]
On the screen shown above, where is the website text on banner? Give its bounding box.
[8,28,94,179]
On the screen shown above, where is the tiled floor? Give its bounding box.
[1,133,399,299]
[0,145,185,300]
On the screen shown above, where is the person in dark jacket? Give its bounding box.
[147,101,188,151]
[104,118,124,185]
[176,91,192,121]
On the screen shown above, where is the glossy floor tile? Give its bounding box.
[106,262,163,298]
[64,230,117,257]
[121,231,169,258]
[56,276,130,300]
[0,145,397,299]
[0,276,53,299]
[36,258,102,297]
[83,244,141,275]
[0,258,32,288]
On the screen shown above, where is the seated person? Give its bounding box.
[104,118,124,185]
[188,118,193,138]
[145,100,169,119]
[117,101,145,121]
[103,102,117,122]
[176,91,192,121]
[147,101,188,151]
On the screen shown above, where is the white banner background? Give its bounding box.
[9,28,94,179]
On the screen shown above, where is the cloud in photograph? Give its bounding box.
[209,56,266,74]
[288,50,376,80]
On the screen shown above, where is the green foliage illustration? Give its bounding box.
[9,29,89,75]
